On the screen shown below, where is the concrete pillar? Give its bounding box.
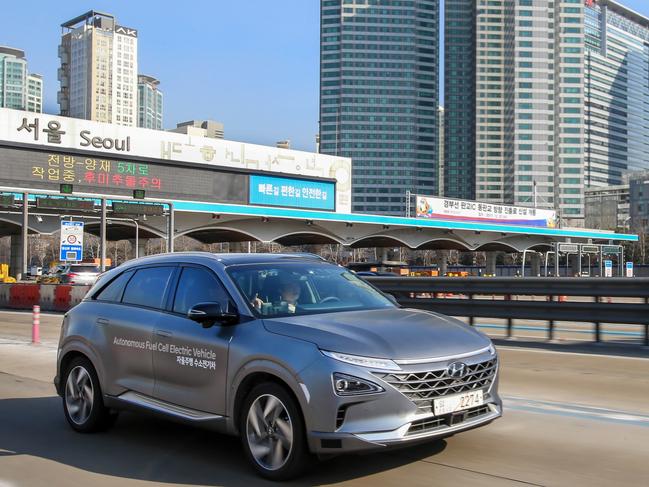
[485,252,498,277]
[437,250,449,276]
[568,254,580,277]
[530,253,541,277]
[10,234,23,279]
[378,247,389,263]
[129,239,148,260]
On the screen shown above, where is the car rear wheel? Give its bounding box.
[240,382,312,480]
[62,357,117,432]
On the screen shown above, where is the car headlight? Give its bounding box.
[332,373,384,396]
[321,350,401,371]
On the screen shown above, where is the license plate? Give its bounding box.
[433,390,484,416]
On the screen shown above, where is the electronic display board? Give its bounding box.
[249,175,336,211]
[0,146,247,205]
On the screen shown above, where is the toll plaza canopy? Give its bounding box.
[0,107,638,256]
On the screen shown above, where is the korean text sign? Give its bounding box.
[249,175,335,211]
[416,196,557,228]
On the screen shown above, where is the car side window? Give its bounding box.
[95,271,133,302]
[122,266,175,309]
[173,266,230,315]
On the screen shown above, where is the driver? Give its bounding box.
[252,279,301,314]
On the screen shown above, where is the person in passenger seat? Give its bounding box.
[252,279,301,313]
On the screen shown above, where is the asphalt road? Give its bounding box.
[1,311,648,486]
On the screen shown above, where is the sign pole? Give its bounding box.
[21,192,28,280]
[100,198,107,272]
[578,245,582,277]
[134,219,139,259]
[167,203,174,253]
[619,246,624,277]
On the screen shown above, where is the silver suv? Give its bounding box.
[55,253,501,480]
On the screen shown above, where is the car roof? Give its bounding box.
[114,251,329,269]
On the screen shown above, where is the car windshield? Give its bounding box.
[227,262,395,318]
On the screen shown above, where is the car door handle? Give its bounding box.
[155,330,173,338]
[96,318,110,326]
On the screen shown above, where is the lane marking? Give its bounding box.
[495,346,649,361]
[503,396,649,428]
[0,310,63,318]
[412,458,543,486]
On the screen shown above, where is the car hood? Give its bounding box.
[262,307,490,361]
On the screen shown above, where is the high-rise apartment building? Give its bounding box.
[584,0,649,187]
[58,11,138,126]
[137,74,163,130]
[445,0,585,226]
[0,46,42,113]
[319,0,439,215]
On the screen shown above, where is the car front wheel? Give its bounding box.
[240,382,312,480]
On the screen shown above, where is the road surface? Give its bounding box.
[0,310,648,486]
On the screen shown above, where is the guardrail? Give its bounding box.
[367,277,649,346]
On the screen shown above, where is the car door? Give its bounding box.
[94,265,175,396]
[153,264,234,414]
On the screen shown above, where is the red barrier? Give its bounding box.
[53,285,73,311]
[1,284,91,312]
[8,284,40,309]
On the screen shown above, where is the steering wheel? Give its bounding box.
[320,296,341,304]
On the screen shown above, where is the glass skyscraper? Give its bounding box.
[444,0,475,200]
[319,0,439,215]
[445,0,586,227]
[584,0,649,186]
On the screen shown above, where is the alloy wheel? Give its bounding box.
[246,394,294,471]
[65,365,94,425]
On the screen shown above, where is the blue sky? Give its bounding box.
[4,1,649,152]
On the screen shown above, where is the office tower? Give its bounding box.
[444,0,475,200]
[58,10,138,126]
[276,140,291,149]
[169,120,224,139]
[585,184,630,230]
[137,75,163,130]
[0,46,42,112]
[446,0,585,226]
[319,0,440,215]
[584,0,649,186]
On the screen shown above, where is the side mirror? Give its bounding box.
[187,302,239,327]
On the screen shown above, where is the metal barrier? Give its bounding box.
[367,277,649,346]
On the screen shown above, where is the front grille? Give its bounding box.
[406,405,491,436]
[376,358,497,413]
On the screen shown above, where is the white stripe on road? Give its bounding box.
[503,396,649,427]
[497,345,649,361]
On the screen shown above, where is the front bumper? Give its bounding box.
[300,347,502,454]
[307,401,501,453]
